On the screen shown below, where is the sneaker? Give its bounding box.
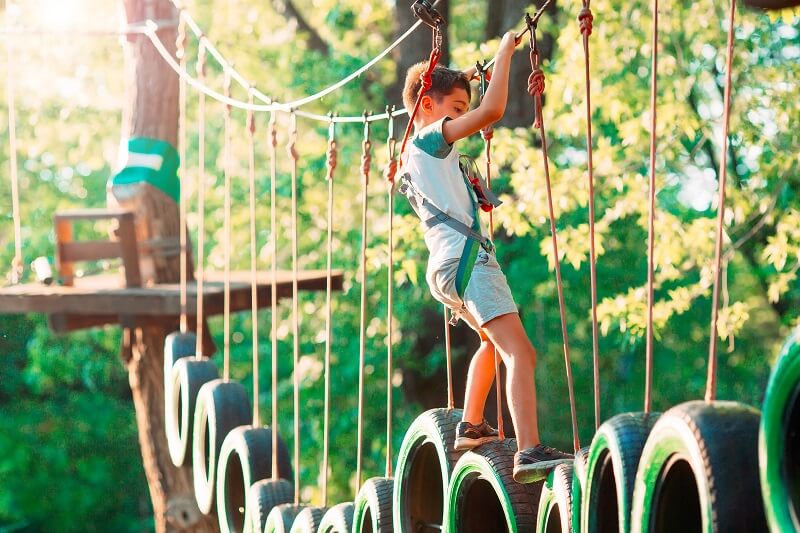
[453,419,500,450]
[513,444,574,483]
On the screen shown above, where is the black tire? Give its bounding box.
[536,463,574,533]
[582,412,659,533]
[217,426,293,533]
[317,502,355,533]
[445,438,543,532]
[287,506,327,532]
[572,446,590,533]
[353,477,394,533]
[248,479,294,533]
[264,503,306,533]
[759,330,800,532]
[166,357,218,467]
[193,379,252,515]
[393,408,465,533]
[630,400,768,533]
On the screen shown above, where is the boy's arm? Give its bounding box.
[443,31,517,144]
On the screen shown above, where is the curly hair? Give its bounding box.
[402,62,471,113]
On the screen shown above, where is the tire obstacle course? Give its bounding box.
[1,0,798,532]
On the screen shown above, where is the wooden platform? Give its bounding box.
[0,270,342,318]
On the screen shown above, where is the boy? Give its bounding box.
[398,32,572,483]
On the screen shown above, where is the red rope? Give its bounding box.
[644,0,658,414]
[398,33,442,163]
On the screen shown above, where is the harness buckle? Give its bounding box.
[435,212,450,223]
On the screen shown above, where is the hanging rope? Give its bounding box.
[444,307,455,410]
[322,114,337,506]
[222,71,233,383]
[287,111,302,504]
[385,107,396,478]
[247,91,261,427]
[5,19,22,285]
[194,43,208,359]
[644,0,659,414]
[577,0,601,430]
[269,111,281,479]
[356,113,372,493]
[526,15,580,453]
[706,0,737,403]
[177,19,189,333]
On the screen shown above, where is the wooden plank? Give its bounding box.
[60,241,122,262]
[54,208,133,220]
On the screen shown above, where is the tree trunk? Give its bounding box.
[117,1,217,531]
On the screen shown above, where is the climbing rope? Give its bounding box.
[706,0,737,403]
[577,0,601,430]
[194,43,208,359]
[322,114,337,506]
[356,114,372,493]
[644,0,658,414]
[222,71,233,383]
[269,111,281,480]
[526,14,580,453]
[385,108,396,478]
[177,19,189,334]
[444,307,455,410]
[287,111,302,504]
[247,91,261,427]
[5,20,22,285]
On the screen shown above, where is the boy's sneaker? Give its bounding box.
[513,444,574,483]
[454,419,500,450]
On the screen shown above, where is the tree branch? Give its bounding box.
[272,0,329,55]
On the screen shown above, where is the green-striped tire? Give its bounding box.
[445,439,543,532]
[352,477,394,533]
[217,426,292,533]
[536,463,574,533]
[193,380,252,514]
[166,357,218,467]
[318,502,354,533]
[571,447,589,533]
[760,329,800,532]
[582,412,659,533]
[393,408,464,533]
[288,506,327,533]
[630,400,767,532]
[265,503,306,533]
[248,479,294,533]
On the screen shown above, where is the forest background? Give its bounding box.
[0,0,798,529]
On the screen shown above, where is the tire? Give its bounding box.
[630,400,767,533]
[352,477,394,533]
[317,502,355,533]
[288,506,327,533]
[759,330,800,533]
[445,438,543,533]
[193,379,252,514]
[536,463,574,533]
[393,408,465,533]
[582,412,659,533]
[248,479,294,533]
[217,426,293,533]
[572,446,590,533]
[265,503,306,533]
[166,357,218,467]
[163,332,197,445]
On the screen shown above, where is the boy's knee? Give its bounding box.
[508,347,536,368]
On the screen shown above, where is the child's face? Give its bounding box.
[418,87,470,127]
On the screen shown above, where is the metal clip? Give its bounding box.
[412,0,446,29]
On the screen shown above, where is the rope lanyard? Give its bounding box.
[287,111,302,504]
[385,108,396,479]
[269,112,280,479]
[247,92,261,427]
[444,307,455,410]
[322,115,337,506]
[356,114,372,493]
[222,72,233,382]
[577,0,601,430]
[644,0,658,414]
[5,15,22,285]
[476,62,506,441]
[706,0,737,403]
[526,15,580,453]
[194,43,208,358]
[177,19,189,333]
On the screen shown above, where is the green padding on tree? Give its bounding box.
[582,412,659,533]
[393,408,464,533]
[317,502,354,533]
[630,400,767,533]
[110,137,180,203]
[536,463,574,533]
[352,477,394,533]
[759,329,800,532]
[445,439,542,532]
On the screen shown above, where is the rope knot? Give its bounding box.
[578,7,594,37]
[269,123,278,150]
[528,68,545,97]
[287,134,298,161]
[326,140,337,181]
[481,126,494,141]
[420,70,433,92]
[384,158,398,184]
[361,140,372,182]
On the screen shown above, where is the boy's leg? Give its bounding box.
[462,333,497,425]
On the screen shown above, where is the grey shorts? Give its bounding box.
[426,249,518,332]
